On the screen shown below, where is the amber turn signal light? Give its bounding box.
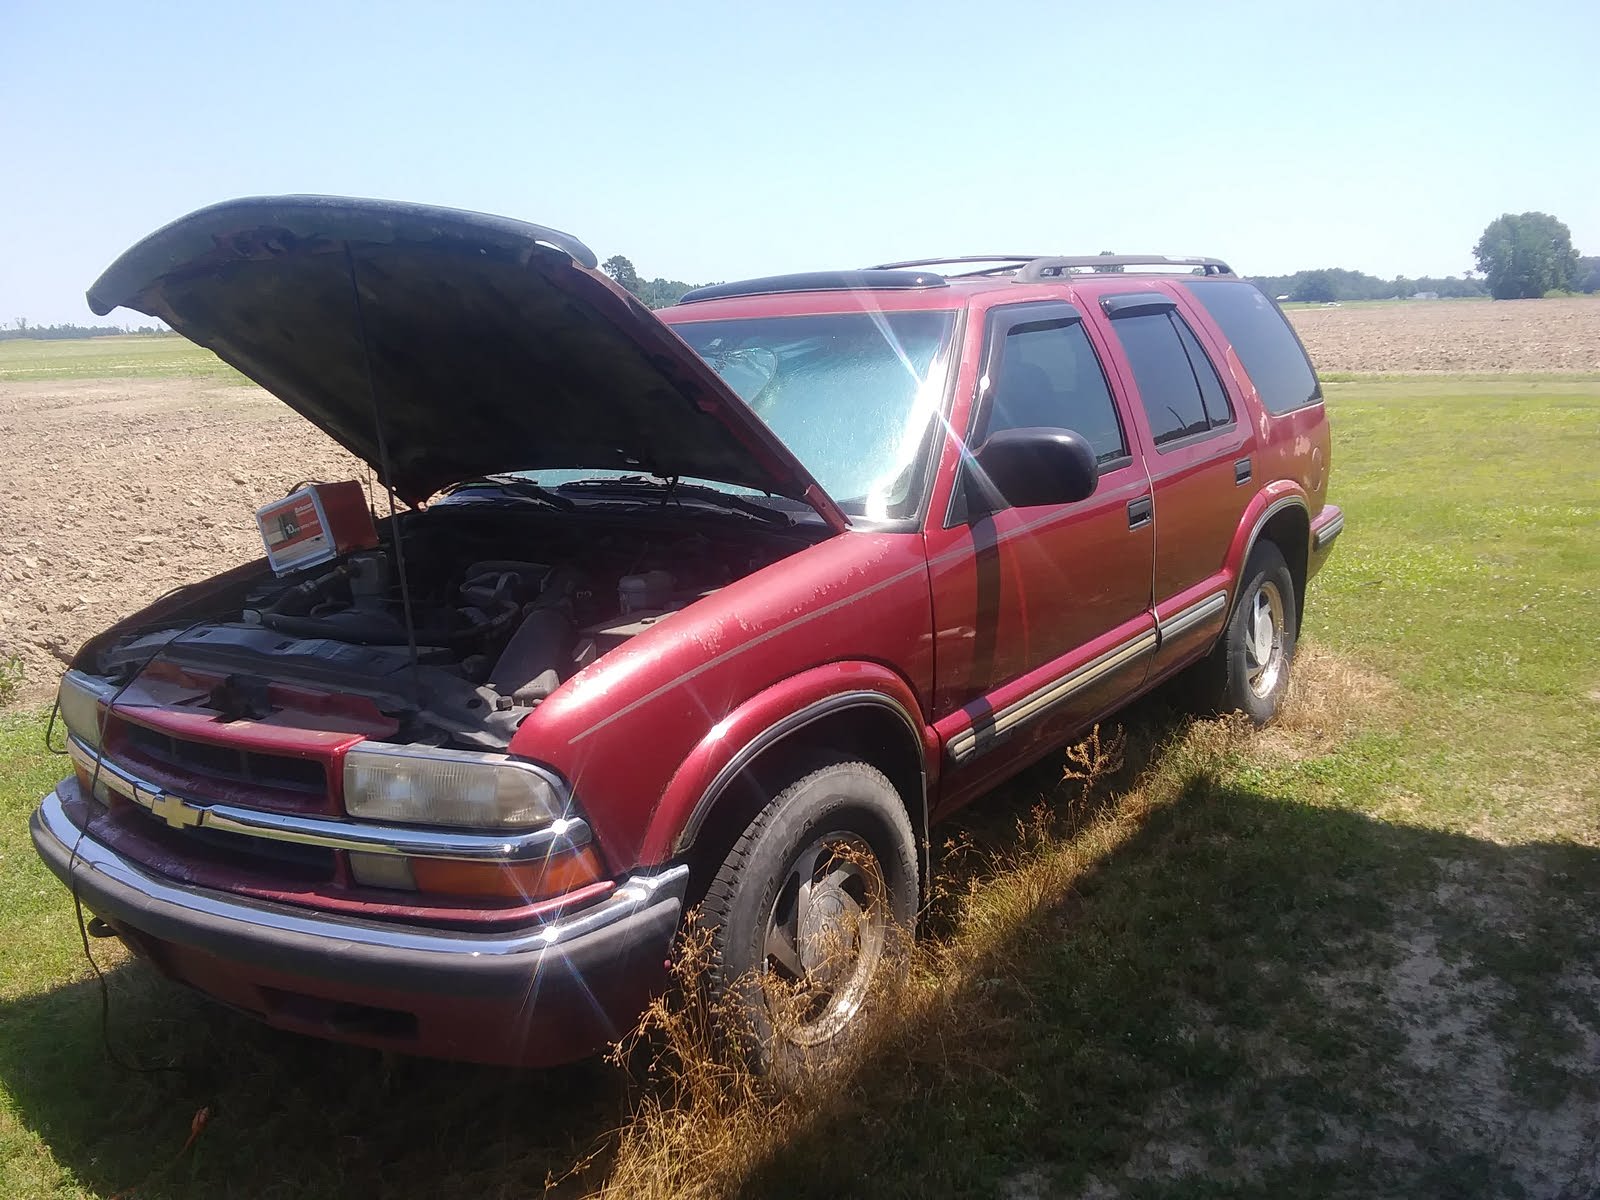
[350,845,606,901]
[410,846,605,900]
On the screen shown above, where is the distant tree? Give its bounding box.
[1094,249,1124,274]
[1294,269,1338,303]
[601,255,642,297]
[637,277,700,309]
[1472,212,1580,299]
[1576,256,1600,294]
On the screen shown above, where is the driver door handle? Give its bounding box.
[1127,496,1153,530]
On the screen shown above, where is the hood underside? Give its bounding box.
[87,195,844,525]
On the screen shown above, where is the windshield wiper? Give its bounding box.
[555,477,794,528]
[439,475,576,511]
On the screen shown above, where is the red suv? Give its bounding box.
[32,197,1342,1070]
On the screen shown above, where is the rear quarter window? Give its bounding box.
[1181,280,1321,414]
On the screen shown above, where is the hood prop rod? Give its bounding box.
[343,242,422,701]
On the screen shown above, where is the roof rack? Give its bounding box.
[677,269,949,304]
[865,255,1050,272]
[1015,255,1233,281]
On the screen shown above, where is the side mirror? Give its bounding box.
[970,428,1099,511]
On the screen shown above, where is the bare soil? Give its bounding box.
[2,297,1596,709]
[0,379,361,707]
[1289,296,1600,374]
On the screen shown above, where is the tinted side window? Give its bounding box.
[1108,312,1212,446]
[1181,279,1321,414]
[986,319,1127,465]
[1173,316,1233,427]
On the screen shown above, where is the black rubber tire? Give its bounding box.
[698,756,917,1077]
[1195,540,1298,725]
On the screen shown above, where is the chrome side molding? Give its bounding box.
[947,630,1158,764]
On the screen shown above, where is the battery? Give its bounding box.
[255,481,379,576]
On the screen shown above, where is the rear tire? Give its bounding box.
[1195,541,1297,725]
[698,756,917,1080]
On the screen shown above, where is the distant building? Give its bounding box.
[1410,291,1440,301]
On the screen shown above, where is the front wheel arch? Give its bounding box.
[679,700,928,916]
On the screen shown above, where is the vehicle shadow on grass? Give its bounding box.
[737,773,1600,1198]
[0,963,633,1197]
[4,711,1598,1199]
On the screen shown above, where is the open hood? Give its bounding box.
[88,195,847,529]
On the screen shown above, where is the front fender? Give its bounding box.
[638,661,936,865]
[507,531,936,871]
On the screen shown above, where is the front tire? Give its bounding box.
[698,757,918,1079]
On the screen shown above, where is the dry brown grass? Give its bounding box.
[589,681,1327,1198]
[1254,643,1400,761]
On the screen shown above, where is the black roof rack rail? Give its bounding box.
[678,269,949,304]
[1015,255,1233,281]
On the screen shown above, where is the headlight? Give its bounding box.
[343,742,568,830]
[57,670,115,750]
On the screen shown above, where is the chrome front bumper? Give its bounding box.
[31,781,687,977]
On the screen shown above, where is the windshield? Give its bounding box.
[670,310,956,519]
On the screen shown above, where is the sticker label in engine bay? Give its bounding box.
[257,492,333,575]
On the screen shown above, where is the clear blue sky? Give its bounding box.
[4,0,1595,325]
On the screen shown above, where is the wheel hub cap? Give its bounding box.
[1245,580,1286,698]
[762,831,887,1046]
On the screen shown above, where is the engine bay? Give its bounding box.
[89,495,821,749]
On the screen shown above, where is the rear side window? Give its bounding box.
[985,318,1128,465]
[1107,310,1233,448]
[1173,318,1233,427]
[1181,280,1321,414]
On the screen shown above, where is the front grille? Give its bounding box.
[180,825,337,875]
[124,806,336,882]
[119,722,326,794]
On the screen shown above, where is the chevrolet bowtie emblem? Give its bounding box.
[139,787,206,831]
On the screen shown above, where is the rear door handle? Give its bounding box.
[1127,496,1153,530]
[1234,457,1252,485]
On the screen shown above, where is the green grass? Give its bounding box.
[0,337,246,384]
[1,376,1597,1197]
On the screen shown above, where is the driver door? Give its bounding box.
[927,301,1156,810]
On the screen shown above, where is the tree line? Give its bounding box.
[1,320,168,342]
[604,212,1594,310]
[600,256,705,309]
[1249,268,1490,303]
[1259,213,1593,304]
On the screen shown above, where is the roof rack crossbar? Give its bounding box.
[865,255,1051,271]
[678,269,949,305]
[1015,254,1234,281]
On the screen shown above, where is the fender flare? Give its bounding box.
[636,661,935,869]
[1226,486,1309,599]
